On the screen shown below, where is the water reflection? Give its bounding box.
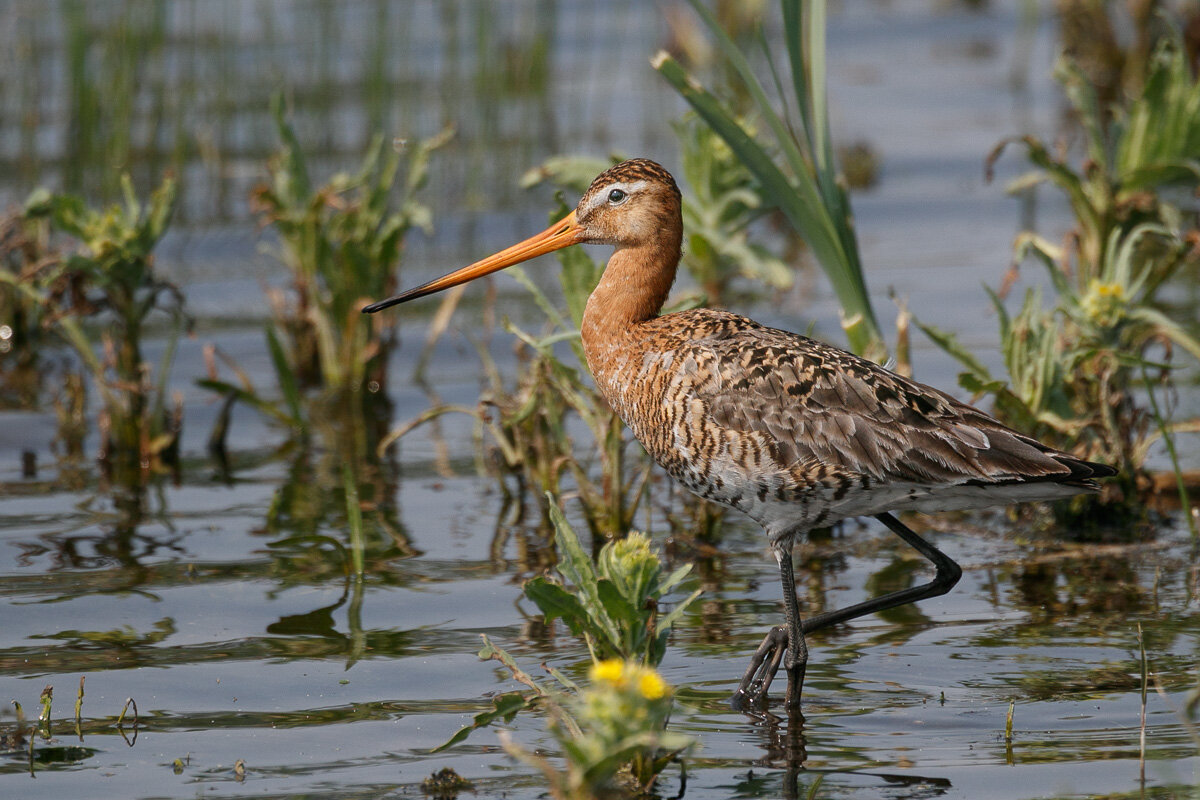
[18,486,184,576]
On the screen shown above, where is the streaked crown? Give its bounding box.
[574,158,683,246]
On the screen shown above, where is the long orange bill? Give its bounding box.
[362,211,586,314]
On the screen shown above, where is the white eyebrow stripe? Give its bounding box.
[584,179,648,213]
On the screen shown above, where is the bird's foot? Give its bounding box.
[730,625,788,712]
[783,658,806,714]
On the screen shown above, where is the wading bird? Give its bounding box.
[364,159,1114,712]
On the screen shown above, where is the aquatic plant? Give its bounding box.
[1,176,184,483]
[921,224,1199,510]
[4,676,140,772]
[922,36,1200,516]
[501,658,693,799]
[445,638,692,799]
[655,0,883,358]
[198,100,432,585]
[525,502,701,666]
[437,502,696,797]
[249,95,449,401]
[989,43,1200,298]
[202,98,448,463]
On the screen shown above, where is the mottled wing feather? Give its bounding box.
[682,313,1102,488]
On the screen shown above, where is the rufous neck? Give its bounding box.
[582,239,680,340]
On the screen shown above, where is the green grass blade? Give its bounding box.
[780,0,809,141]
[196,379,297,428]
[808,0,832,183]
[343,464,365,578]
[912,318,993,381]
[684,0,808,177]
[266,325,305,428]
[656,563,694,595]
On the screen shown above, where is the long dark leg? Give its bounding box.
[731,512,963,711]
[777,547,808,711]
[800,513,963,633]
[731,548,807,712]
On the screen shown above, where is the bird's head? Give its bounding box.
[362,158,681,313]
[572,158,682,248]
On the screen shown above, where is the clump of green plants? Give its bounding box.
[526,503,702,665]
[920,224,1199,513]
[655,0,884,358]
[253,96,448,400]
[0,176,184,484]
[921,34,1200,517]
[197,101,441,586]
[437,502,698,797]
[989,42,1200,297]
[676,115,798,305]
[204,96,449,445]
[459,642,692,800]
[501,657,693,800]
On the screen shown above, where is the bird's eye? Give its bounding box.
[607,188,627,204]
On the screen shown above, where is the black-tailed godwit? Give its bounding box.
[364,159,1115,712]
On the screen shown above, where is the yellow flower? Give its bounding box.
[637,670,667,700]
[1080,280,1129,327]
[590,659,625,685]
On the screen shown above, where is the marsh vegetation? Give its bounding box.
[0,2,1197,799]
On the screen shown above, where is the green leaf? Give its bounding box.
[266,325,305,428]
[546,499,599,599]
[656,563,694,596]
[913,319,993,381]
[656,587,702,635]
[430,692,533,753]
[596,578,640,627]
[523,577,590,634]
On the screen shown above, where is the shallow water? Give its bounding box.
[2,1,1199,798]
